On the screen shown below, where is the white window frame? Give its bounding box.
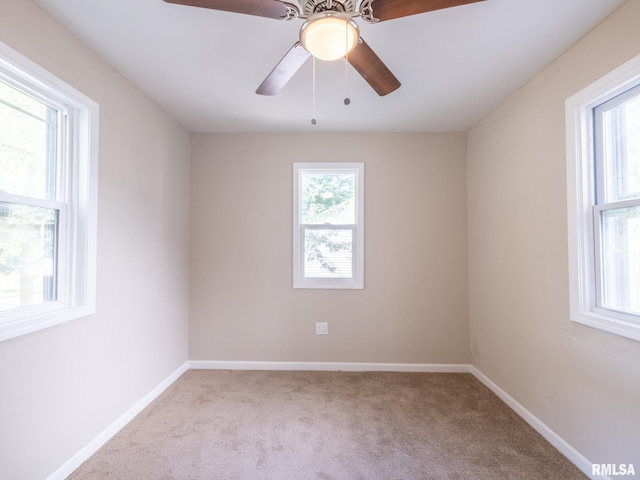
[566,53,640,342]
[0,42,98,342]
[293,162,364,289]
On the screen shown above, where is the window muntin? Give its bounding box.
[0,41,98,342]
[566,53,640,341]
[293,163,364,289]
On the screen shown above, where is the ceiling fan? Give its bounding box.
[163,0,485,96]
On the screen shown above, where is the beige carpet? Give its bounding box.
[69,370,586,479]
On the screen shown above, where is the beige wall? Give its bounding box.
[0,1,191,479]
[190,133,469,364]
[467,0,640,467]
[2,0,639,476]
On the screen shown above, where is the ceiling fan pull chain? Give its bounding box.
[344,23,351,106]
[311,56,317,125]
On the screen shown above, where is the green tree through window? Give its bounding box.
[302,174,355,276]
[294,162,364,289]
[302,172,355,276]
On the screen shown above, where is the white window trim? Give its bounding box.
[0,41,99,342]
[293,162,364,289]
[566,53,640,342]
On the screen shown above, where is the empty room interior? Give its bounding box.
[1,0,639,478]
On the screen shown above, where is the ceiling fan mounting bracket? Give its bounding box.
[359,0,380,23]
[280,2,301,20]
[300,0,355,16]
[278,0,379,21]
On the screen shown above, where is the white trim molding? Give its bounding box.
[0,40,99,342]
[189,360,472,373]
[46,362,608,480]
[293,162,365,290]
[46,362,189,480]
[471,367,610,480]
[565,52,640,342]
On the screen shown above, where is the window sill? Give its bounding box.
[571,309,640,342]
[293,281,364,290]
[0,304,95,342]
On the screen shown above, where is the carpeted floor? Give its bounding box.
[68,370,587,479]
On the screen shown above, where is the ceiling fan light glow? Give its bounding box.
[300,12,359,61]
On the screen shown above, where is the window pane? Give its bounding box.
[600,205,640,316]
[301,172,355,224]
[0,80,57,200]
[601,92,640,202]
[304,229,353,278]
[0,201,58,311]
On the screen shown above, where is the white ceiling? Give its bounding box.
[34,0,625,132]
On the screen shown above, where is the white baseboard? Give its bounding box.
[470,367,607,480]
[46,361,604,480]
[189,360,473,373]
[46,361,189,480]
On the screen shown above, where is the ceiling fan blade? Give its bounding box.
[163,0,291,20]
[347,39,400,96]
[256,42,311,95]
[370,0,485,22]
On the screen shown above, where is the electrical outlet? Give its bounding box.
[315,322,328,335]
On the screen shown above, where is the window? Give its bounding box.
[293,162,364,289]
[566,54,640,341]
[0,42,98,342]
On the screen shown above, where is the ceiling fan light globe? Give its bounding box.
[300,12,359,62]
